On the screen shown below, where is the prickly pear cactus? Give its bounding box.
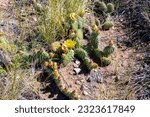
[69,13,84,41]
[93,49,104,58]
[76,29,83,40]
[107,3,115,13]
[90,31,99,49]
[62,50,74,66]
[103,41,115,57]
[78,17,84,29]
[100,57,111,66]
[75,48,88,60]
[36,48,49,64]
[72,20,79,32]
[102,15,113,30]
[98,1,108,12]
[75,48,96,70]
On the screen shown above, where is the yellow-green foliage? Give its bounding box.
[35,0,89,44]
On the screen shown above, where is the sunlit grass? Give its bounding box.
[35,0,89,45]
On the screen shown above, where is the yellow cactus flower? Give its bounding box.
[70,13,77,21]
[44,61,49,67]
[51,41,61,52]
[49,52,54,58]
[63,39,76,49]
[92,24,99,32]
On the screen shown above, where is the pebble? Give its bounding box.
[75,80,81,85]
[73,63,79,68]
[83,91,89,96]
[81,84,89,90]
[75,60,81,65]
[74,68,81,74]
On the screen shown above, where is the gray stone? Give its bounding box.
[87,70,104,83]
[74,68,81,74]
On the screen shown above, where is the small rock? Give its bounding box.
[73,63,79,68]
[75,80,81,85]
[74,68,81,74]
[87,70,104,83]
[83,91,89,96]
[81,84,89,90]
[75,60,81,65]
[80,79,84,83]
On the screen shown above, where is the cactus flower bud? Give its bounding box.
[92,24,99,32]
[49,61,54,68]
[49,52,54,58]
[40,47,44,53]
[44,61,49,67]
[54,70,59,78]
[70,13,77,21]
[53,62,58,70]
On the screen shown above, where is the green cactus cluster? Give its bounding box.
[98,1,114,13]
[102,14,113,30]
[20,11,116,100]
[75,48,98,70]
[44,59,80,100]
[89,26,115,66]
[96,1,115,30]
[62,50,74,66]
[69,13,84,42]
[36,48,49,64]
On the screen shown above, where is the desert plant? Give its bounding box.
[34,0,89,44]
[75,48,97,70]
[89,24,116,66]
[102,14,113,30]
[36,48,49,64]
[95,1,114,30]
[62,50,74,66]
